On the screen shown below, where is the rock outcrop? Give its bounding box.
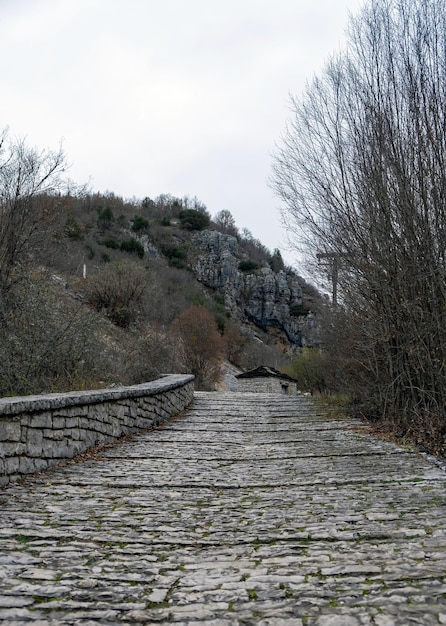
[191,230,313,346]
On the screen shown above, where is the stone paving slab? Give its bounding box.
[0,391,445,625]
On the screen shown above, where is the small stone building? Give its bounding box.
[235,366,298,395]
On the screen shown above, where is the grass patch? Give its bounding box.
[247,589,258,601]
[16,535,34,545]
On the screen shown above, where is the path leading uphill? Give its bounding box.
[0,391,445,625]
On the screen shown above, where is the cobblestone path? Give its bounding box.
[0,392,445,625]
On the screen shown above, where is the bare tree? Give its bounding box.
[170,305,224,390]
[214,209,238,236]
[0,129,68,295]
[272,0,446,449]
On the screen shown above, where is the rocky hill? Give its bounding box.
[1,189,322,395]
[190,230,319,347]
[43,192,321,351]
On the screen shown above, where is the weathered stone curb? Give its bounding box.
[0,374,194,488]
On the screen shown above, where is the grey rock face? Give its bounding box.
[192,231,307,345]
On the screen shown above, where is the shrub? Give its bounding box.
[178,209,210,231]
[131,215,149,232]
[290,303,310,317]
[285,349,327,394]
[122,326,179,384]
[64,214,83,240]
[212,293,230,332]
[102,238,119,249]
[160,243,187,267]
[120,238,144,258]
[142,196,155,209]
[84,261,148,328]
[189,293,206,306]
[0,278,106,396]
[97,206,114,232]
[239,260,259,273]
[269,248,285,272]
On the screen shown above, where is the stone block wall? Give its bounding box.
[0,374,194,488]
[237,378,298,394]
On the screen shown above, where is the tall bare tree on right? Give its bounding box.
[272,0,446,452]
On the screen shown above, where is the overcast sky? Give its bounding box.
[1,0,363,268]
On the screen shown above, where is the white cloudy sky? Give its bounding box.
[0,0,363,267]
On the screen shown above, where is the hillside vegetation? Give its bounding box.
[0,131,321,396]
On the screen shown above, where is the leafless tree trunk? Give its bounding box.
[272,0,446,448]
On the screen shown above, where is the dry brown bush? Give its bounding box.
[83,261,148,328]
[170,305,224,390]
[0,275,110,396]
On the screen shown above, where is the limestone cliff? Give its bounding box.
[190,230,316,347]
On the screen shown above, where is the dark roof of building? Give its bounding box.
[235,365,297,382]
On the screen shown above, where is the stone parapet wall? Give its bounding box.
[0,374,194,488]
